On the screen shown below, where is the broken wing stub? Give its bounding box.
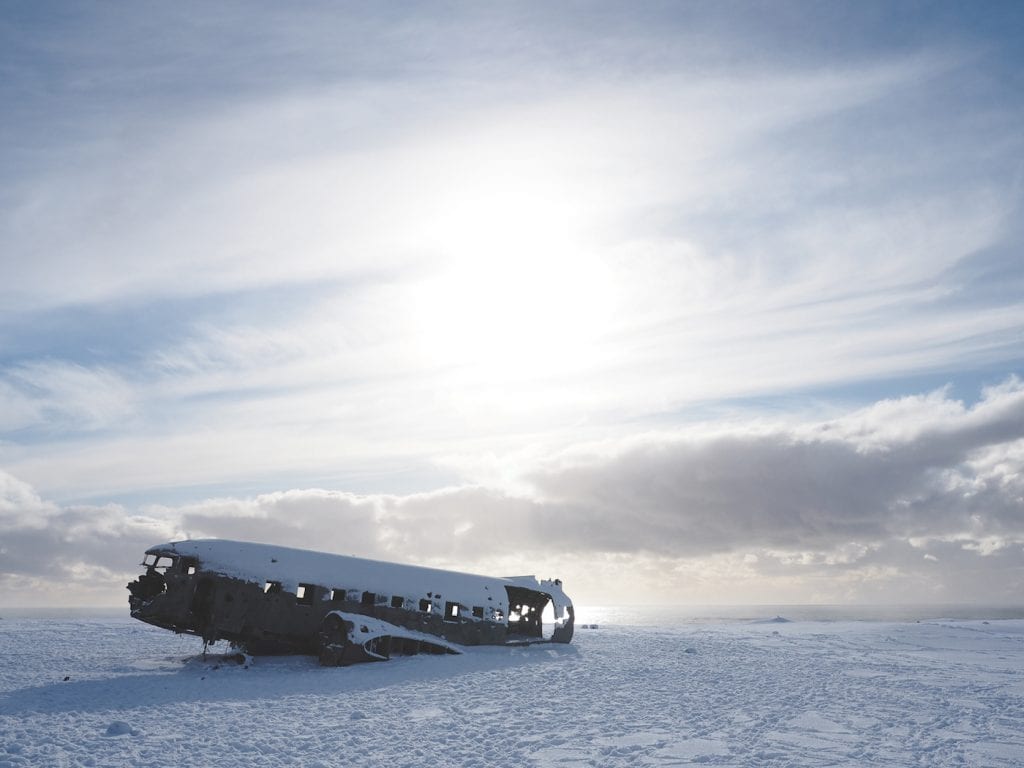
[317,611,462,666]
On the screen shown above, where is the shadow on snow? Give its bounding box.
[0,643,580,716]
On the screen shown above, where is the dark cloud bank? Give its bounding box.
[2,380,1023,605]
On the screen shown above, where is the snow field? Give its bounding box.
[1,616,1023,766]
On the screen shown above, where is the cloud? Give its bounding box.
[526,378,1024,556]
[1,24,998,316]
[0,470,55,523]
[0,361,137,434]
[2,381,1023,605]
[0,469,181,604]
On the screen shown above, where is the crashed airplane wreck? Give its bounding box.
[128,539,574,665]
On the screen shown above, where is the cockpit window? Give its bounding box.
[142,554,176,572]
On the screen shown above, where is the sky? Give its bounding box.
[1,1,1023,608]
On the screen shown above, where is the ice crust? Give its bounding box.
[2,616,1023,766]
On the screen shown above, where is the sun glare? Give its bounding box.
[408,156,616,384]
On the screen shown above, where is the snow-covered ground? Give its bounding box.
[2,612,1023,767]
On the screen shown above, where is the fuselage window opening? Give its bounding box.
[444,601,460,622]
[505,586,548,638]
[330,588,347,603]
[264,580,282,595]
[472,606,484,619]
[419,599,432,613]
[153,555,175,573]
[391,595,405,609]
[361,591,376,607]
[296,583,315,605]
[181,558,198,576]
[541,600,556,628]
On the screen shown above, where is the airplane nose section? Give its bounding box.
[127,569,166,612]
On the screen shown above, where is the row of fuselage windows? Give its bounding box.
[262,581,493,622]
[145,553,503,622]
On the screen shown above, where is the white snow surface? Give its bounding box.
[2,614,1024,767]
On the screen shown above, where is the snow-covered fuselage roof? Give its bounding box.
[146,539,572,617]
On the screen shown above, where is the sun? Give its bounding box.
[406,162,616,386]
